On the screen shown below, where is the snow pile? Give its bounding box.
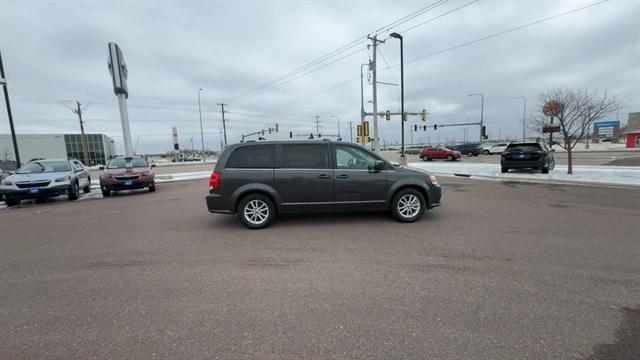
[409,162,640,187]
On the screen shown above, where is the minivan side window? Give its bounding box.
[226,145,274,168]
[335,145,378,170]
[279,144,329,169]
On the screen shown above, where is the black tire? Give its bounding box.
[474,153,479,157]
[483,150,490,155]
[237,193,275,229]
[149,183,156,192]
[390,188,426,223]
[541,167,549,174]
[102,189,111,197]
[446,155,454,161]
[83,177,91,193]
[467,152,473,157]
[68,182,80,201]
[5,198,20,207]
[501,167,509,173]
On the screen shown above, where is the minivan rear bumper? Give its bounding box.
[206,193,234,214]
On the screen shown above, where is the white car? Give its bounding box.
[483,143,509,155]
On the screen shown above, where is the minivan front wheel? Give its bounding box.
[391,189,425,223]
[237,194,275,229]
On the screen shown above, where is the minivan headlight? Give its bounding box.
[55,175,71,182]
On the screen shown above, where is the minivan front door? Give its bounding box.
[274,143,333,212]
[332,144,388,211]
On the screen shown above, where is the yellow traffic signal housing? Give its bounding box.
[357,125,363,137]
[402,112,408,122]
[363,121,370,137]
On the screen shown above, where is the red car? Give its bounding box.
[419,147,462,161]
[99,156,156,197]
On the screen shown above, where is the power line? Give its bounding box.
[225,0,451,105]
[396,0,480,35]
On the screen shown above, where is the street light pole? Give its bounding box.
[331,115,341,141]
[469,93,484,143]
[389,32,405,165]
[197,88,205,155]
[512,96,526,142]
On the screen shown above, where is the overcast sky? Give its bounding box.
[1,0,639,154]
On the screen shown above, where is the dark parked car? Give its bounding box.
[451,143,482,157]
[419,147,461,161]
[206,141,442,229]
[501,142,555,174]
[99,156,156,196]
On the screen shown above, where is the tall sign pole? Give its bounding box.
[0,50,21,167]
[108,42,134,157]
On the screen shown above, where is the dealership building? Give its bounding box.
[0,133,116,166]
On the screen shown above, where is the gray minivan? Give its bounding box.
[206,141,442,229]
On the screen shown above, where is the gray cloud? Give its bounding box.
[1,0,638,153]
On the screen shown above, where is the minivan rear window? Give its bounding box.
[279,144,329,169]
[226,145,274,168]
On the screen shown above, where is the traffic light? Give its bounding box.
[423,125,427,131]
[309,133,314,139]
[414,124,417,132]
[318,133,322,138]
[385,110,391,120]
[420,109,427,121]
[481,126,487,139]
[289,131,293,138]
[363,121,370,137]
[274,123,279,132]
[366,136,371,143]
[433,124,438,130]
[357,125,362,137]
[402,112,408,122]
[268,128,272,134]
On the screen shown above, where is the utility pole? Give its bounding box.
[0,50,20,167]
[218,103,228,147]
[314,115,321,137]
[198,88,205,154]
[219,129,224,151]
[72,101,91,165]
[360,63,368,146]
[367,35,385,152]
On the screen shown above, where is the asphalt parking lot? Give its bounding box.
[1,178,639,359]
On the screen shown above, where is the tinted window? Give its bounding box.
[279,144,329,169]
[107,158,127,169]
[335,145,378,170]
[226,145,274,168]
[507,143,541,152]
[130,158,148,168]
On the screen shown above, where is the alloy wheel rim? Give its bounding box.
[398,194,420,218]
[244,200,269,225]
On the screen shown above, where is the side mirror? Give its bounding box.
[150,163,157,168]
[368,160,385,173]
[98,165,105,171]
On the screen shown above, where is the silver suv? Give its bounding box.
[0,159,91,207]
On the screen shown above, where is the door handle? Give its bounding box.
[336,174,349,179]
[318,174,331,179]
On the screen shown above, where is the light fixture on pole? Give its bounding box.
[512,96,526,142]
[389,32,405,165]
[468,93,484,143]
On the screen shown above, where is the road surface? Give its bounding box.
[1,178,639,359]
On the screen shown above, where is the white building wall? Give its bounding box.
[0,134,67,162]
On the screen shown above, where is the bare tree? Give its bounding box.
[529,87,622,174]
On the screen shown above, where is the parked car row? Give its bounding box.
[0,156,156,207]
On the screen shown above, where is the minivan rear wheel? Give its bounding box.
[237,194,275,229]
[391,189,425,223]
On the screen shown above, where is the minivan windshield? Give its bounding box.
[16,160,70,174]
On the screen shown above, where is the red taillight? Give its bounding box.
[209,171,220,191]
